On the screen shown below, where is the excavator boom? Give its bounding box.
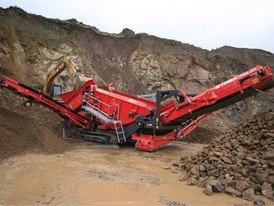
[42,56,80,96]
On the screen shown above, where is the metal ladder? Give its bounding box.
[114,121,126,144]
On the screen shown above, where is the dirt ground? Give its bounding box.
[2,141,272,206]
[0,99,272,205]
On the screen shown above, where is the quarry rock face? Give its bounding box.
[129,51,210,93]
[172,111,274,201]
[0,6,274,127]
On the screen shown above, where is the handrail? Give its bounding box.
[83,93,120,121]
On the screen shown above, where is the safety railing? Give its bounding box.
[82,93,120,121]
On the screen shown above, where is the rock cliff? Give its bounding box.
[0,6,274,129]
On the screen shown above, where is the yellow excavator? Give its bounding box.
[42,56,81,96]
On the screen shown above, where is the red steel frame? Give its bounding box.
[162,65,274,124]
[133,65,274,150]
[0,65,273,151]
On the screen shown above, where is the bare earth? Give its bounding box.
[0,141,271,206]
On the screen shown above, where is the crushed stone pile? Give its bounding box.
[172,111,274,201]
[0,106,73,161]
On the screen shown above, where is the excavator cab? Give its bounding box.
[52,84,62,97]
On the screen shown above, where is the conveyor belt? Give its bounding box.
[172,77,274,123]
[0,76,90,128]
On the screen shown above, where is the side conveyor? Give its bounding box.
[0,76,90,129]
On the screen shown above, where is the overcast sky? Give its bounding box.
[1,0,274,53]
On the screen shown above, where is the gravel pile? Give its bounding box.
[173,111,274,201]
[0,107,72,161]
